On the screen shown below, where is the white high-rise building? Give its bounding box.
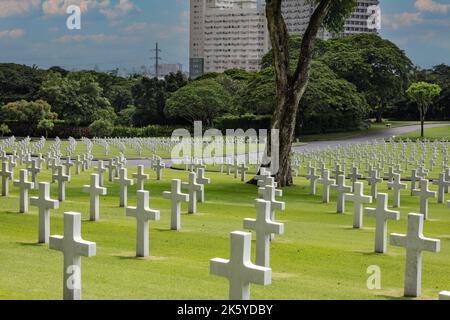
[190,0,380,78]
[190,0,269,78]
[281,0,380,38]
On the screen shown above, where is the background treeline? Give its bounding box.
[0,34,448,138]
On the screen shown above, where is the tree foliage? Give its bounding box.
[0,99,57,135]
[165,79,232,126]
[407,82,442,137]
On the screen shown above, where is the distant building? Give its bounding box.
[154,63,183,78]
[282,0,380,38]
[190,0,380,78]
[190,0,269,78]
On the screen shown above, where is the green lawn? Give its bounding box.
[0,165,449,300]
[399,125,450,140]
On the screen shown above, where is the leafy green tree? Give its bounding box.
[37,119,54,138]
[0,124,11,137]
[0,63,45,105]
[116,105,136,126]
[39,72,111,125]
[318,34,413,122]
[407,82,442,137]
[237,68,276,115]
[0,99,57,135]
[237,62,368,133]
[165,71,188,93]
[131,77,166,126]
[165,79,232,126]
[265,0,358,186]
[89,119,114,137]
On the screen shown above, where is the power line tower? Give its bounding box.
[150,42,162,78]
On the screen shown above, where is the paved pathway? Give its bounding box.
[293,123,449,152]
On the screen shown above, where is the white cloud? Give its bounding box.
[0,0,40,18]
[383,12,425,30]
[99,0,137,20]
[0,29,26,39]
[124,22,148,32]
[415,0,450,14]
[42,0,110,15]
[54,33,117,43]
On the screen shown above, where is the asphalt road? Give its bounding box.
[292,123,450,152]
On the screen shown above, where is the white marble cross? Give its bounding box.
[95,160,107,187]
[132,165,149,191]
[153,159,165,181]
[49,212,96,300]
[317,170,335,203]
[0,161,12,196]
[182,172,203,214]
[64,157,74,178]
[74,155,83,175]
[210,231,272,300]
[82,174,107,221]
[52,165,70,202]
[364,193,400,253]
[13,169,34,213]
[239,163,249,182]
[163,179,189,230]
[432,172,449,204]
[412,179,436,220]
[126,190,160,257]
[331,175,352,214]
[387,173,408,208]
[391,213,440,297]
[196,168,210,203]
[243,200,284,268]
[408,169,420,196]
[345,182,372,229]
[440,291,450,300]
[27,159,41,190]
[114,168,134,207]
[30,182,59,244]
[348,167,362,188]
[305,167,320,195]
[258,184,285,240]
[367,169,383,200]
[107,159,115,182]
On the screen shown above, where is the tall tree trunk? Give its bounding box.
[265,0,333,187]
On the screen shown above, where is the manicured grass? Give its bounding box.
[0,164,449,300]
[399,125,450,140]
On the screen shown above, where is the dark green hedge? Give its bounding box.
[214,114,272,132]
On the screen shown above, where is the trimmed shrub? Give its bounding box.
[89,120,114,138]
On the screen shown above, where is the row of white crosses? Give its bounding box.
[210,169,285,300]
[299,140,449,298]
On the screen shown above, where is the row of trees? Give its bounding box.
[0,35,447,140]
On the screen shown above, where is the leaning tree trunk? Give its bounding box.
[272,86,304,186]
[261,0,333,187]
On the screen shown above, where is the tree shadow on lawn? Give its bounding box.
[17,241,46,248]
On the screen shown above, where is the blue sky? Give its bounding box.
[0,0,449,72]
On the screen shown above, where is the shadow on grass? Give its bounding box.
[17,242,45,248]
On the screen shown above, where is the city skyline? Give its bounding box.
[0,0,449,72]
